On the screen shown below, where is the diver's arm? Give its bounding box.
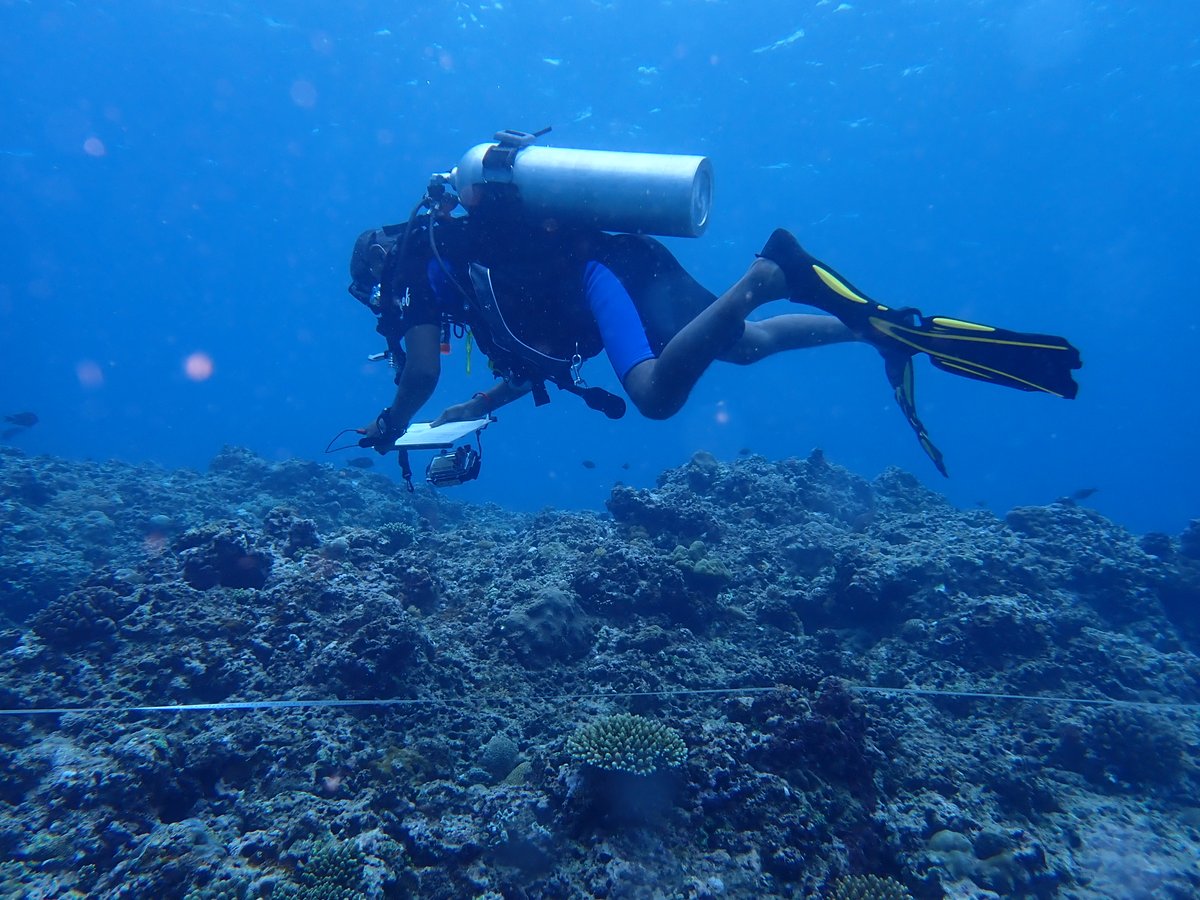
[362,323,441,439]
[389,324,442,426]
[432,379,531,426]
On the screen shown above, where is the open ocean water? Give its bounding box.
[1,2,1199,898]
[2,0,1198,531]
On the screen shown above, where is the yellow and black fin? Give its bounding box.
[759,228,1083,476]
[868,313,1081,399]
[884,353,948,477]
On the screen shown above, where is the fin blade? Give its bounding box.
[884,355,949,478]
[872,315,1082,399]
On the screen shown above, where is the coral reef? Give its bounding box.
[566,713,687,775]
[828,874,914,900]
[0,443,1198,898]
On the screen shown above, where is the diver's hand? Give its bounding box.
[358,407,404,453]
[431,393,489,428]
[359,419,384,444]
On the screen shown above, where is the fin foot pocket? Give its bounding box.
[758,229,912,350]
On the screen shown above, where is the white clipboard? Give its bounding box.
[392,418,492,451]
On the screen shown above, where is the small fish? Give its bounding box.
[738,447,752,456]
[1055,487,1098,507]
[581,460,597,469]
[346,457,375,469]
[2,427,23,440]
[620,462,630,470]
[4,412,38,428]
[752,27,805,54]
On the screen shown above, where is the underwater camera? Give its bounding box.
[425,443,482,487]
[327,418,491,492]
[396,418,492,490]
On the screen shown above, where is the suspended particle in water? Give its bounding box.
[290,79,318,108]
[184,351,215,382]
[76,359,104,388]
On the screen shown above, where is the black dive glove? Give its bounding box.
[358,407,405,454]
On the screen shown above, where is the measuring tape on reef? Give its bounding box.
[1,684,1197,719]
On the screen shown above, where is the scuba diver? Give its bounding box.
[347,129,1081,485]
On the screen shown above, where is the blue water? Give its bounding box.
[1,0,1197,534]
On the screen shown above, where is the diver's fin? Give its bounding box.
[885,353,948,478]
[869,313,1081,399]
[758,228,1083,399]
[760,228,1083,477]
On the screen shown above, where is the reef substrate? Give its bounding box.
[1,445,1198,898]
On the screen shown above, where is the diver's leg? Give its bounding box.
[622,258,789,419]
[718,314,854,365]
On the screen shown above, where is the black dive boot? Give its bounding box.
[757,228,919,342]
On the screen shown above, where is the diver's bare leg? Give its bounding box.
[623,258,801,418]
[719,314,854,365]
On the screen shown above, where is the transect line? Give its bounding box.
[848,684,1200,711]
[0,684,1196,717]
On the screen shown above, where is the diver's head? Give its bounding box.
[348,228,390,309]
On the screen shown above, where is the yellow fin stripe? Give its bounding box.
[936,359,997,381]
[812,265,869,304]
[931,316,995,332]
[869,316,1067,397]
[895,322,1067,351]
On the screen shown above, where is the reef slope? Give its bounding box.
[0,445,1198,898]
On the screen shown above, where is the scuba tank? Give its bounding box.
[452,129,713,238]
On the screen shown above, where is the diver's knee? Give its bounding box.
[624,361,684,419]
[635,398,680,420]
[628,388,681,420]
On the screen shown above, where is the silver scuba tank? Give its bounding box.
[452,130,713,238]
